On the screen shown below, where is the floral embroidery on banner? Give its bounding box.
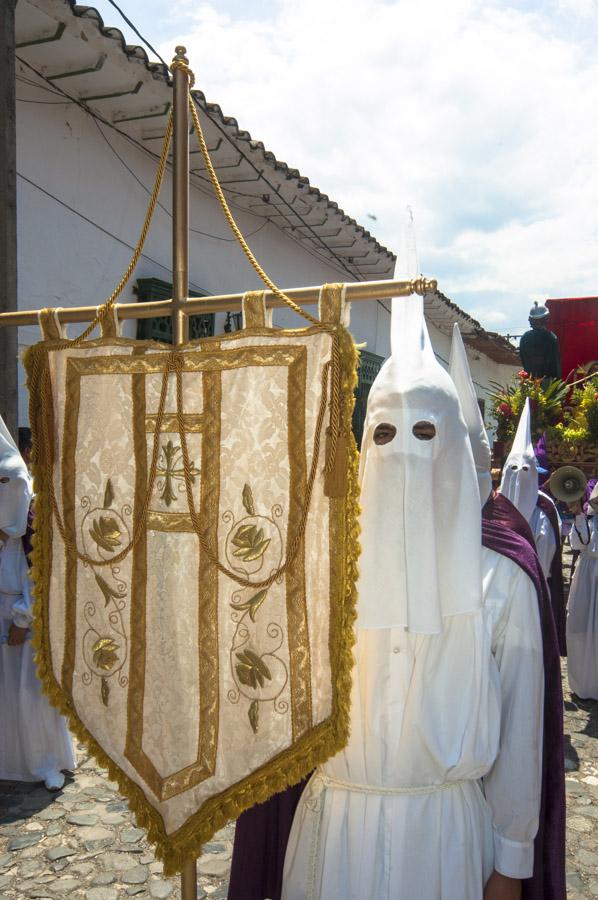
[226,483,288,734]
[79,479,131,706]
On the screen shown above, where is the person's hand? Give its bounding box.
[7,624,29,646]
[569,500,583,515]
[484,871,522,900]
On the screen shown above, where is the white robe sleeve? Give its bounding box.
[482,563,544,880]
[569,515,592,552]
[532,508,556,578]
[10,544,34,629]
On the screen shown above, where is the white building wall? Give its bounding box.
[15,75,383,423]
[15,64,517,431]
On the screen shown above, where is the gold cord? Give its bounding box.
[33,344,332,586]
[71,113,173,345]
[187,96,324,330]
[31,53,345,582]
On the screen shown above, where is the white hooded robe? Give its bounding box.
[281,305,543,900]
[567,486,598,699]
[0,417,75,784]
[499,398,557,578]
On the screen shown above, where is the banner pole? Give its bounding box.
[171,44,197,900]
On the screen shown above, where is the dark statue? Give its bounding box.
[519,302,561,380]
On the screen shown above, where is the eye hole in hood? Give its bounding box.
[373,423,397,445]
[412,421,436,441]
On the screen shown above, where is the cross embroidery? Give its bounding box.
[146,414,202,509]
[157,439,200,507]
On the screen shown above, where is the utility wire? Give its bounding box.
[191,94,365,282]
[16,171,207,295]
[17,60,357,281]
[16,31,377,282]
[17,97,71,105]
[101,0,169,68]
[93,118,271,243]
[14,56,261,221]
[61,0,376,281]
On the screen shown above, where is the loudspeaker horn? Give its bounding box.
[549,466,587,503]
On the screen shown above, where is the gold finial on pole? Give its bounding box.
[171,45,190,347]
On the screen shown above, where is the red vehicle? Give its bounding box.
[545,295,598,380]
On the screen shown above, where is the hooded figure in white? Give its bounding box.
[499,398,559,577]
[567,482,598,698]
[449,324,492,506]
[0,416,75,790]
[281,303,543,900]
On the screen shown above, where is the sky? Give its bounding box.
[91,0,598,335]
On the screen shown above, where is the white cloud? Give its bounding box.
[155,0,598,334]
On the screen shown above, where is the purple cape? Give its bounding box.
[584,478,598,514]
[21,504,34,567]
[227,777,309,900]
[483,493,566,900]
[537,493,567,656]
[228,495,566,900]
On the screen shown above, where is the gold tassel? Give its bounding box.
[325,426,348,498]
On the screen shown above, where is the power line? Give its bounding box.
[93,118,271,243]
[51,0,371,281]
[17,97,71,105]
[190,94,364,281]
[16,24,374,282]
[16,171,207,295]
[14,56,262,222]
[101,0,169,68]
[16,73,67,97]
[17,59,355,282]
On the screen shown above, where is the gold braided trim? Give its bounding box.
[23,327,360,877]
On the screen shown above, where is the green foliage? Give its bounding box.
[489,371,570,442]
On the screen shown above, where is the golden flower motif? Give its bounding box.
[235,649,272,690]
[231,524,270,563]
[92,637,120,671]
[89,516,122,553]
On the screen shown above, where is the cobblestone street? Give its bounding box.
[2,549,598,898]
[0,748,234,899]
[1,669,596,898]
[562,664,598,899]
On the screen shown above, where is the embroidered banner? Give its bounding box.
[24,286,360,874]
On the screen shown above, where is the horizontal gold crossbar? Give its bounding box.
[0,278,436,328]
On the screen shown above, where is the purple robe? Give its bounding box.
[21,504,34,567]
[584,477,598,514]
[483,493,566,900]
[537,493,567,656]
[535,432,549,470]
[228,495,566,900]
[228,777,309,900]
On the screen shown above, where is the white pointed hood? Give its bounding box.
[499,398,538,522]
[356,294,483,633]
[0,415,32,539]
[449,324,492,506]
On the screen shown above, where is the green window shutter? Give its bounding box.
[352,350,385,448]
[135,277,215,343]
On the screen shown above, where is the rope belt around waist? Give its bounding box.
[304,771,467,811]
[303,772,469,900]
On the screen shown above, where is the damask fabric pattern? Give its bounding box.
[24,288,360,875]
